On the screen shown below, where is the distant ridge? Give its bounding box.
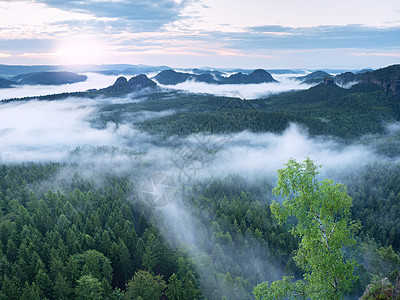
[0,78,16,89]
[1,74,158,102]
[3,64,400,102]
[12,71,87,85]
[154,69,277,85]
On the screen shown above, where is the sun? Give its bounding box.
[55,37,107,65]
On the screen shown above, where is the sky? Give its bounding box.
[0,0,399,69]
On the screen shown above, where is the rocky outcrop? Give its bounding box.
[101,74,157,95]
[154,69,277,85]
[224,69,277,84]
[127,74,157,90]
[358,64,400,96]
[322,77,335,86]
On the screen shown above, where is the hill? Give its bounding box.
[0,78,16,88]
[4,64,400,140]
[334,71,357,86]
[295,70,332,84]
[0,64,59,76]
[154,69,277,85]
[11,71,88,85]
[224,69,277,84]
[358,64,400,96]
[97,75,157,96]
[332,65,400,95]
[134,79,398,139]
[1,65,400,299]
[153,70,193,85]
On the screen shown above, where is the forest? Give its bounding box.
[0,158,399,299]
[0,68,400,299]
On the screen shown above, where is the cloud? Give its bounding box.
[157,74,313,99]
[220,25,400,51]
[0,73,119,100]
[36,0,187,31]
[0,38,56,53]
[173,0,400,31]
[0,1,104,39]
[0,99,110,162]
[1,91,397,296]
[353,51,400,57]
[92,24,400,68]
[1,72,312,101]
[131,123,383,189]
[0,96,162,163]
[0,83,395,176]
[1,0,400,68]
[204,124,384,180]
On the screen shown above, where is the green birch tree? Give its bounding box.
[254,158,360,299]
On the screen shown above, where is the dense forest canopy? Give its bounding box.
[0,64,399,299]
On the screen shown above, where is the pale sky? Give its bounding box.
[0,0,399,68]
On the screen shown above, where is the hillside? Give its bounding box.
[11,71,88,85]
[154,68,277,85]
[134,80,398,139]
[97,75,157,96]
[295,70,332,84]
[223,69,277,84]
[0,78,16,88]
[331,65,400,94]
[4,65,400,140]
[358,64,400,95]
[0,64,59,76]
[334,71,357,86]
[1,64,400,299]
[153,69,194,85]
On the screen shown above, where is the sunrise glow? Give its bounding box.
[55,37,107,65]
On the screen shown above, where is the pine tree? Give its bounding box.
[166,273,183,300]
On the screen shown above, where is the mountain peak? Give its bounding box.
[128,74,157,89]
[114,76,128,85]
[246,69,277,83]
[154,69,192,85]
[101,74,157,95]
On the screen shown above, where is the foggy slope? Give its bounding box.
[1,67,399,299]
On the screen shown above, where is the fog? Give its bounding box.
[0,87,397,297]
[0,73,119,100]
[157,74,314,99]
[0,72,315,102]
[152,195,282,293]
[0,91,393,184]
[204,124,382,179]
[0,97,163,162]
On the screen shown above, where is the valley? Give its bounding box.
[0,64,399,299]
